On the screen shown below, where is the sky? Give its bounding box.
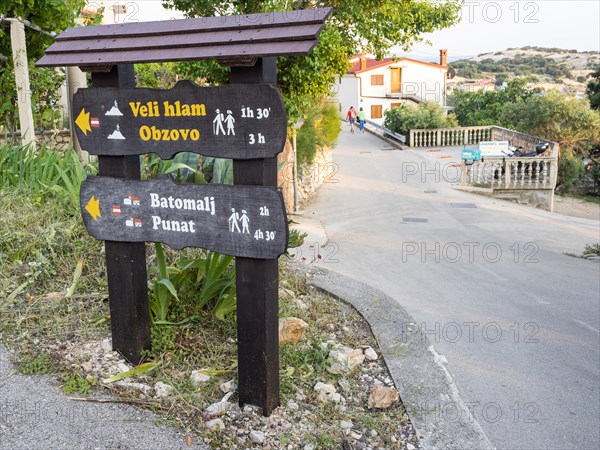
[96,1,600,61]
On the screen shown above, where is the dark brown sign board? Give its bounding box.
[73,80,287,159]
[81,175,288,259]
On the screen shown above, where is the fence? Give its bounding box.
[409,126,493,147]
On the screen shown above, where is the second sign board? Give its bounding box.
[81,175,288,259]
[73,80,287,159]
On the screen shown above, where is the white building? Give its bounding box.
[333,50,450,124]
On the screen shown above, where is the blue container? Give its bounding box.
[461,148,481,161]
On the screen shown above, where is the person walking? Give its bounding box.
[346,106,357,133]
[358,107,366,133]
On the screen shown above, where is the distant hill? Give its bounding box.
[449,47,599,96]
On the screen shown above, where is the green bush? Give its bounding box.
[383,102,458,143]
[557,147,584,192]
[296,98,341,167]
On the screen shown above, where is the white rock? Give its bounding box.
[101,338,112,352]
[154,381,174,399]
[364,346,378,361]
[338,379,351,392]
[303,445,315,450]
[350,430,363,440]
[313,382,336,394]
[287,400,299,411]
[407,444,415,450]
[294,299,309,310]
[205,401,231,418]
[117,363,131,373]
[314,382,338,403]
[190,369,211,386]
[205,418,225,431]
[340,420,353,429]
[116,381,152,395]
[279,287,296,300]
[249,430,266,444]
[330,393,343,404]
[327,346,366,374]
[220,380,237,393]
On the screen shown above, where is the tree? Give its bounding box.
[0,0,86,132]
[452,78,534,127]
[0,1,85,62]
[586,65,600,110]
[164,0,463,123]
[500,90,600,156]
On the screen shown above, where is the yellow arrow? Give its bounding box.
[76,108,91,135]
[85,195,101,221]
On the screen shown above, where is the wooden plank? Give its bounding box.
[231,58,281,416]
[91,66,151,365]
[36,40,317,67]
[46,24,323,53]
[80,175,288,259]
[54,8,332,40]
[72,81,286,159]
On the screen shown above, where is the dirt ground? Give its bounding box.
[553,195,600,221]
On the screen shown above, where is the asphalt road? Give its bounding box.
[297,128,600,450]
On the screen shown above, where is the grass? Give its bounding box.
[557,192,600,205]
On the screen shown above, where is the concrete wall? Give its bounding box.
[493,189,555,212]
[333,76,360,119]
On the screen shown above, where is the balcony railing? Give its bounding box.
[409,126,493,147]
[460,157,558,190]
[407,125,560,210]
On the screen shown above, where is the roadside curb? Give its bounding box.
[306,267,495,450]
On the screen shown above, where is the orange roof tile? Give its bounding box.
[349,56,447,74]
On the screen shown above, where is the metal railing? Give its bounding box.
[363,119,406,144]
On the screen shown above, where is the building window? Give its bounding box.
[391,103,402,109]
[371,74,384,86]
[371,105,383,119]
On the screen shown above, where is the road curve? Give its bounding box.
[297,128,600,450]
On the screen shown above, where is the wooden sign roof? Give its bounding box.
[36,7,332,69]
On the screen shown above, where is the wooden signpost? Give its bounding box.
[36,6,332,416]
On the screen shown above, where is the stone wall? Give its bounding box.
[297,146,334,205]
[0,130,72,151]
[276,138,334,213]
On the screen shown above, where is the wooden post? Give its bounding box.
[231,58,280,416]
[90,65,151,365]
[10,19,36,149]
